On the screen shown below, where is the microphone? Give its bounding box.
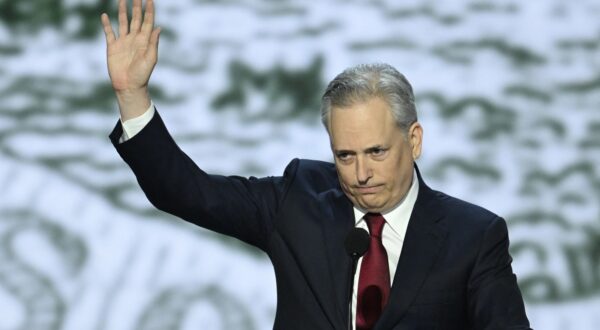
[344,228,370,330]
[345,227,370,259]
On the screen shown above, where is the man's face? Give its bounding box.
[328,97,422,213]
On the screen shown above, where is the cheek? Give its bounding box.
[374,161,393,179]
[336,165,356,189]
[378,157,405,188]
[335,166,350,184]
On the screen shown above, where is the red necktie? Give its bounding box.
[356,213,390,330]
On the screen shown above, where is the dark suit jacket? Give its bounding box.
[110,111,531,330]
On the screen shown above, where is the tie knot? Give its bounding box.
[365,213,385,238]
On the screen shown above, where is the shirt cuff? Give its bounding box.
[119,102,155,143]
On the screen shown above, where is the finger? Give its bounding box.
[118,0,128,36]
[146,27,161,62]
[130,0,143,33]
[141,0,155,35]
[101,13,116,43]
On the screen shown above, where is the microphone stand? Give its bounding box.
[344,227,369,330]
[347,253,360,330]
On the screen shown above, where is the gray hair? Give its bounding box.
[320,63,418,133]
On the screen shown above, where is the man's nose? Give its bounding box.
[355,156,372,184]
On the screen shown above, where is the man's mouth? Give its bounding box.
[355,185,382,194]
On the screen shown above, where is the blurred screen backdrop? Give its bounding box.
[1,0,599,329]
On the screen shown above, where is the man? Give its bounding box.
[102,0,531,329]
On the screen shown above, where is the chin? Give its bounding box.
[357,201,384,213]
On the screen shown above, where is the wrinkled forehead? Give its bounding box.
[328,98,401,146]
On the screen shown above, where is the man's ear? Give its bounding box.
[408,122,423,160]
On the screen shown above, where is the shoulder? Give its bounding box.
[290,158,336,176]
[425,186,504,233]
[281,158,340,193]
[423,188,512,272]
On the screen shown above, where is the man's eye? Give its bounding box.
[371,148,384,156]
[337,153,350,160]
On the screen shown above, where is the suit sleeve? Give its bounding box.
[109,110,294,252]
[467,217,532,329]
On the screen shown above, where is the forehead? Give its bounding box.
[328,97,400,148]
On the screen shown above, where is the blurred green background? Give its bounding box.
[1,0,599,329]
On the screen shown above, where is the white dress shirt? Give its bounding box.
[351,170,419,329]
[119,102,156,142]
[119,104,420,329]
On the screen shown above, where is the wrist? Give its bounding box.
[116,88,151,121]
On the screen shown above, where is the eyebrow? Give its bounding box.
[365,145,386,153]
[333,149,354,155]
[334,144,387,155]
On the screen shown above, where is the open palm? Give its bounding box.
[101,0,160,93]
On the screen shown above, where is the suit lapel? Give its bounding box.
[375,169,448,329]
[318,188,355,330]
[314,165,448,329]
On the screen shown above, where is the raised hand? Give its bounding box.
[101,0,161,120]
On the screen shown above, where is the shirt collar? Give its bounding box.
[353,168,419,237]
